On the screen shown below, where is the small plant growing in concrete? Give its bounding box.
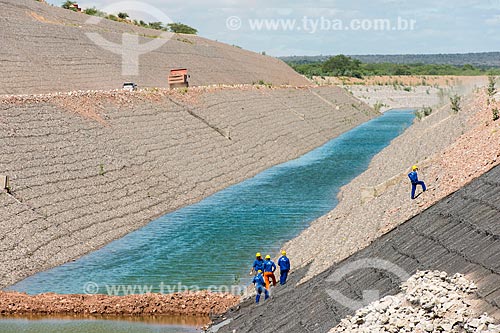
[99,164,105,176]
[450,94,462,113]
[423,106,433,116]
[487,76,497,97]
[493,108,499,121]
[373,101,386,113]
[415,107,432,120]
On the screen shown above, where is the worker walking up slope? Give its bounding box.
[252,270,269,304]
[408,165,427,200]
[263,255,277,289]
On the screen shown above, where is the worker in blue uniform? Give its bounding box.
[250,252,265,275]
[408,165,426,199]
[263,255,277,289]
[252,270,269,303]
[278,250,291,285]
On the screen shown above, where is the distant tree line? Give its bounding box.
[286,55,500,78]
[61,1,197,34]
[281,52,500,68]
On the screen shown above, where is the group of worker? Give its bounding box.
[250,251,290,303]
[246,166,424,304]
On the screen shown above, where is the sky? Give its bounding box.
[45,0,500,56]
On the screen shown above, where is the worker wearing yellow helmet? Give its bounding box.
[251,269,269,303]
[250,252,265,276]
[263,254,277,289]
[278,250,290,285]
[408,165,426,199]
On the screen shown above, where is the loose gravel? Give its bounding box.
[331,271,500,333]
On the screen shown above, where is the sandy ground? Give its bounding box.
[315,75,488,88]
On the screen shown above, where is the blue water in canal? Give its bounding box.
[8,110,414,297]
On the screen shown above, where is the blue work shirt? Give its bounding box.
[252,273,266,288]
[263,259,276,273]
[253,258,264,272]
[278,256,290,271]
[408,171,419,184]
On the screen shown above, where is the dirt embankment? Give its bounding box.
[0,0,308,95]
[0,290,239,317]
[315,75,488,87]
[0,84,376,289]
[315,75,488,112]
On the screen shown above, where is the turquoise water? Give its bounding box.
[8,110,414,296]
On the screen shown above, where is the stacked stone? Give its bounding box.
[331,270,499,333]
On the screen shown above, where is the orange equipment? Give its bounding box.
[168,68,190,89]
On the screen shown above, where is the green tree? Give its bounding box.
[394,65,412,75]
[322,55,362,78]
[61,1,76,10]
[166,22,198,34]
[148,22,164,30]
[118,12,129,20]
[83,7,105,17]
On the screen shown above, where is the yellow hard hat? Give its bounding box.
[256,252,261,257]
[257,270,262,273]
[281,250,286,255]
[412,165,418,171]
[265,255,271,259]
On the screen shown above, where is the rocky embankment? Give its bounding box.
[0,290,239,317]
[331,271,500,333]
[0,84,375,289]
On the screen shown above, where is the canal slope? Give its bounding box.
[216,164,500,332]
[214,78,500,332]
